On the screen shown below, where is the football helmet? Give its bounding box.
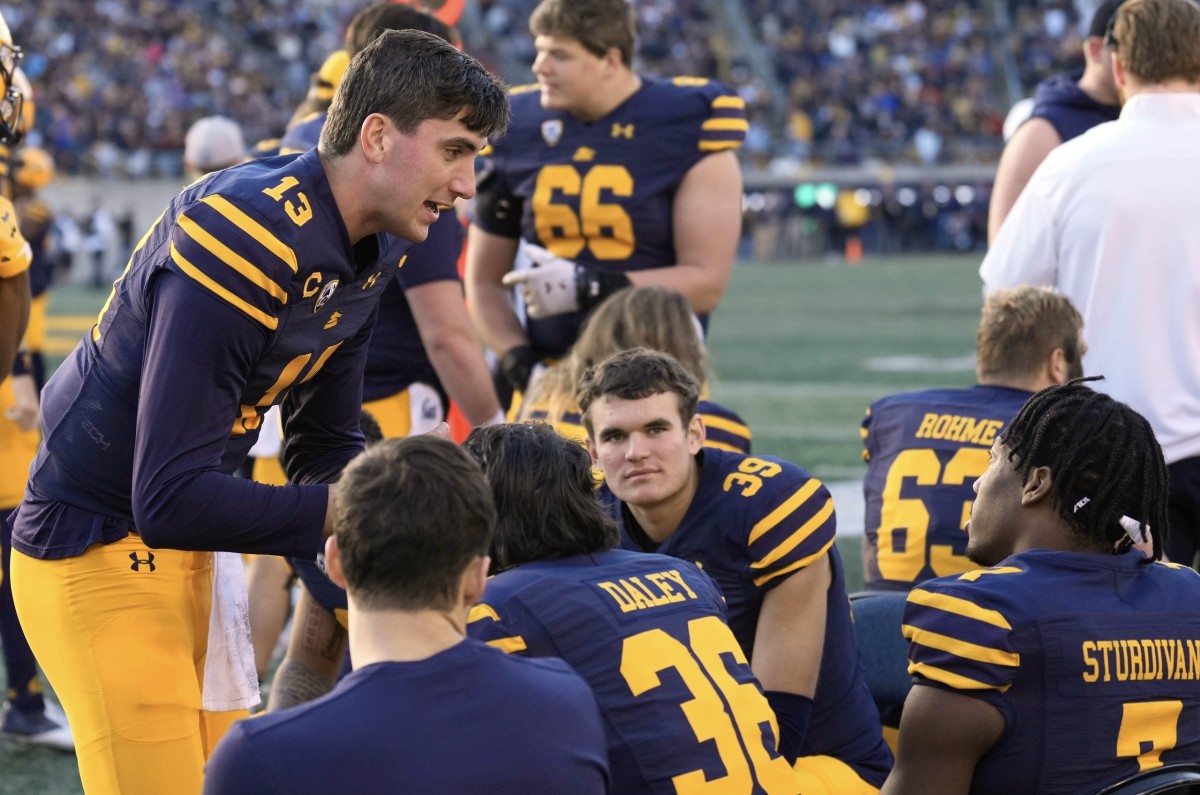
[0,11,24,144]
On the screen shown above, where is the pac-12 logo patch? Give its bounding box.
[541,119,563,147]
[314,279,340,313]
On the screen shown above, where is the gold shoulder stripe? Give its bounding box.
[702,414,750,438]
[468,604,501,624]
[749,479,823,544]
[178,214,288,304]
[278,147,306,156]
[201,195,298,273]
[509,83,540,95]
[907,588,1013,629]
[673,76,710,87]
[712,95,746,110]
[486,636,528,654]
[170,242,278,330]
[908,661,1011,692]
[751,499,835,570]
[752,535,834,587]
[903,624,1020,668]
[702,118,750,133]
[704,440,744,454]
[699,141,743,152]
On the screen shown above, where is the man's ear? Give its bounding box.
[1047,347,1068,385]
[461,555,490,607]
[687,413,705,455]
[1021,465,1053,506]
[359,113,389,164]
[324,535,348,589]
[585,435,601,467]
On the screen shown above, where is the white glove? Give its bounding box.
[5,372,39,432]
[501,243,581,319]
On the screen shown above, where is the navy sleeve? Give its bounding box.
[132,270,327,557]
[395,209,463,290]
[203,724,279,795]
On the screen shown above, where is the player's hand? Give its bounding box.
[502,244,580,319]
[4,372,38,431]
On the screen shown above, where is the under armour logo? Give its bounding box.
[611,123,634,139]
[130,551,156,572]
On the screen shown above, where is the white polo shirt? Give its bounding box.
[981,92,1200,464]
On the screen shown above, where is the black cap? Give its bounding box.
[1088,0,1127,39]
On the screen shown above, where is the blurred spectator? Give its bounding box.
[183,115,245,180]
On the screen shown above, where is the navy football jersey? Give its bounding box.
[203,639,610,795]
[468,549,799,794]
[862,385,1032,591]
[276,108,465,403]
[13,150,392,560]
[903,550,1200,794]
[473,77,746,355]
[605,448,893,786]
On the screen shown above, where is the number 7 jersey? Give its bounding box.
[903,550,1200,793]
[472,77,746,355]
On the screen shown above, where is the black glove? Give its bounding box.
[499,345,541,395]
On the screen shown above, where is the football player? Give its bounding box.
[465,421,797,793]
[465,0,746,404]
[861,286,1085,592]
[0,13,33,383]
[278,2,501,436]
[581,348,893,794]
[884,380,1200,794]
[8,32,507,794]
[0,143,73,752]
[204,436,609,795]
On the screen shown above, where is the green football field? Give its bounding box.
[1,252,985,792]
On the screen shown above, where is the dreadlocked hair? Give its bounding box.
[1001,377,1169,560]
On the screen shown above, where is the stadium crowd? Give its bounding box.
[9,0,1095,177]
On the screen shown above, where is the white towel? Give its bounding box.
[202,551,261,712]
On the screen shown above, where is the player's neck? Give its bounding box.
[626,458,701,544]
[319,149,372,244]
[345,605,466,667]
[573,71,642,123]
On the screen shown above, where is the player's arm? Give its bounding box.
[464,225,527,352]
[979,154,1061,294]
[986,117,1061,244]
[132,271,329,558]
[753,552,831,760]
[881,685,1004,795]
[266,584,346,712]
[627,150,741,314]
[202,723,278,795]
[408,278,503,426]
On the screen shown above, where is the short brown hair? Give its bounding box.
[529,0,638,66]
[578,348,700,435]
[1111,0,1200,84]
[976,286,1083,384]
[334,436,496,611]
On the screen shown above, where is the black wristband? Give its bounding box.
[10,349,31,377]
[575,264,632,312]
[499,345,541,394]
